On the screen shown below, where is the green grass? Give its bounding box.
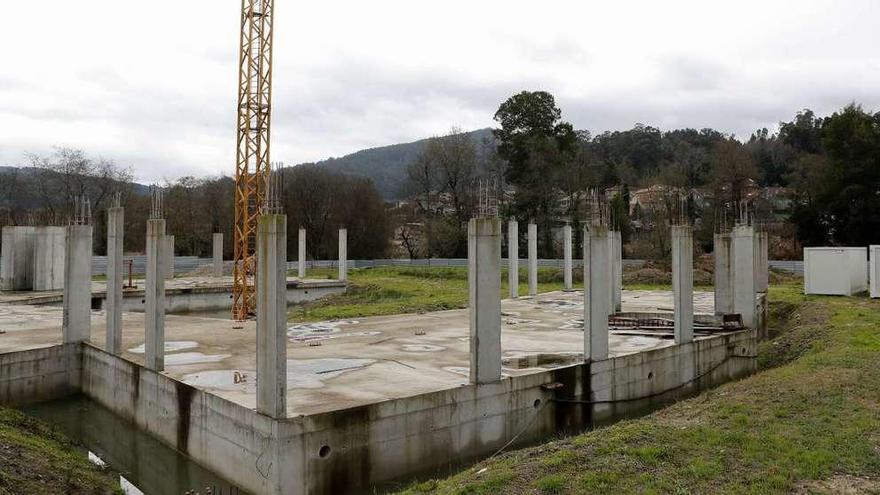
[288,266,581,322]
[396,280,880,494]
[0,407,120,494]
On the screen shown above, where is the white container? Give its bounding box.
[871,245,879,299]
[804,247,867,296]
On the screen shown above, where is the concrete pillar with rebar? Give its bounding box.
[508,219,518,298]
[468,217,502,384]
[528,222,538,297]
[584,224,610,361]
[257,213,288,418]
[105,206,124,354]
[145,218,167,371]
[733,224,757,329]
[62,224,93,343]
[672,225,694,344]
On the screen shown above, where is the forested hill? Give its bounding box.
[305,128,494,200]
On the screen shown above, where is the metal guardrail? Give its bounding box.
[2,255,803,275]
[768,260,804,274]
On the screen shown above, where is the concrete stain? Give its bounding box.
[174,380,195,454]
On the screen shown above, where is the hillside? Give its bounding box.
[307,128,495,200]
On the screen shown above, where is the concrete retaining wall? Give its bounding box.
[80,344,282,494]
[285,328,758,494]
[0,317,760,494]
[0,344,80,406]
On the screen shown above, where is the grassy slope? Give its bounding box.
[397,282,880,494]
[289,266,578,322]
[0,407,120,495]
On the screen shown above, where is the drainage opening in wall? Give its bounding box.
[533,399,541,409]
[319,445,331,458]
[648,371,654,380]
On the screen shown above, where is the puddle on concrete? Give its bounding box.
[442,366,470,377]
[127,341,199,354]
[503,316,542,325]
[615,336,665,353]
[287,320,381,342]
[536,299,583,312]
[22,395,245,495]
[502,352,582,370]
[165,352,232,366]
[401,344,445,352]
[182,358,376,391]
[559,317,584,330]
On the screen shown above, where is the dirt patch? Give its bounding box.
[622,259,712,286]
[759,299,831,370]
[793,474,880,494]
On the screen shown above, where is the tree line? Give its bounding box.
[401,91,880,260]
[0,151,391,262]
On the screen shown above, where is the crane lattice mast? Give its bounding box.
[233,0,275,320]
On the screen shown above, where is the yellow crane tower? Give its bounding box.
[233,0,275,321]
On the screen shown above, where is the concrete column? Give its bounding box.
[163,235,175,280]
[257,214,288,418]
[338,228,347,282]
[145,219,166,371]
[713,232,733,315]
[1,226,35,291]
[62,225,92,343]
[33,226,66,291]
[212,233,223,277]
[757,231,769,293]
[507,219,519,298]
[468,217,502,384]
[870,245,880,299]
[733,225,757,329]
[672,225,694,344]
[563,224,573,291]
[527,222,537,297]
[298,228,306,279]
[584,225,610,361]
[105,207,124,354]
[612,231,623,312]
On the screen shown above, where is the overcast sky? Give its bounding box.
[1,1,878,182]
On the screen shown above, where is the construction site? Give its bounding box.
[0,1,780,494]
